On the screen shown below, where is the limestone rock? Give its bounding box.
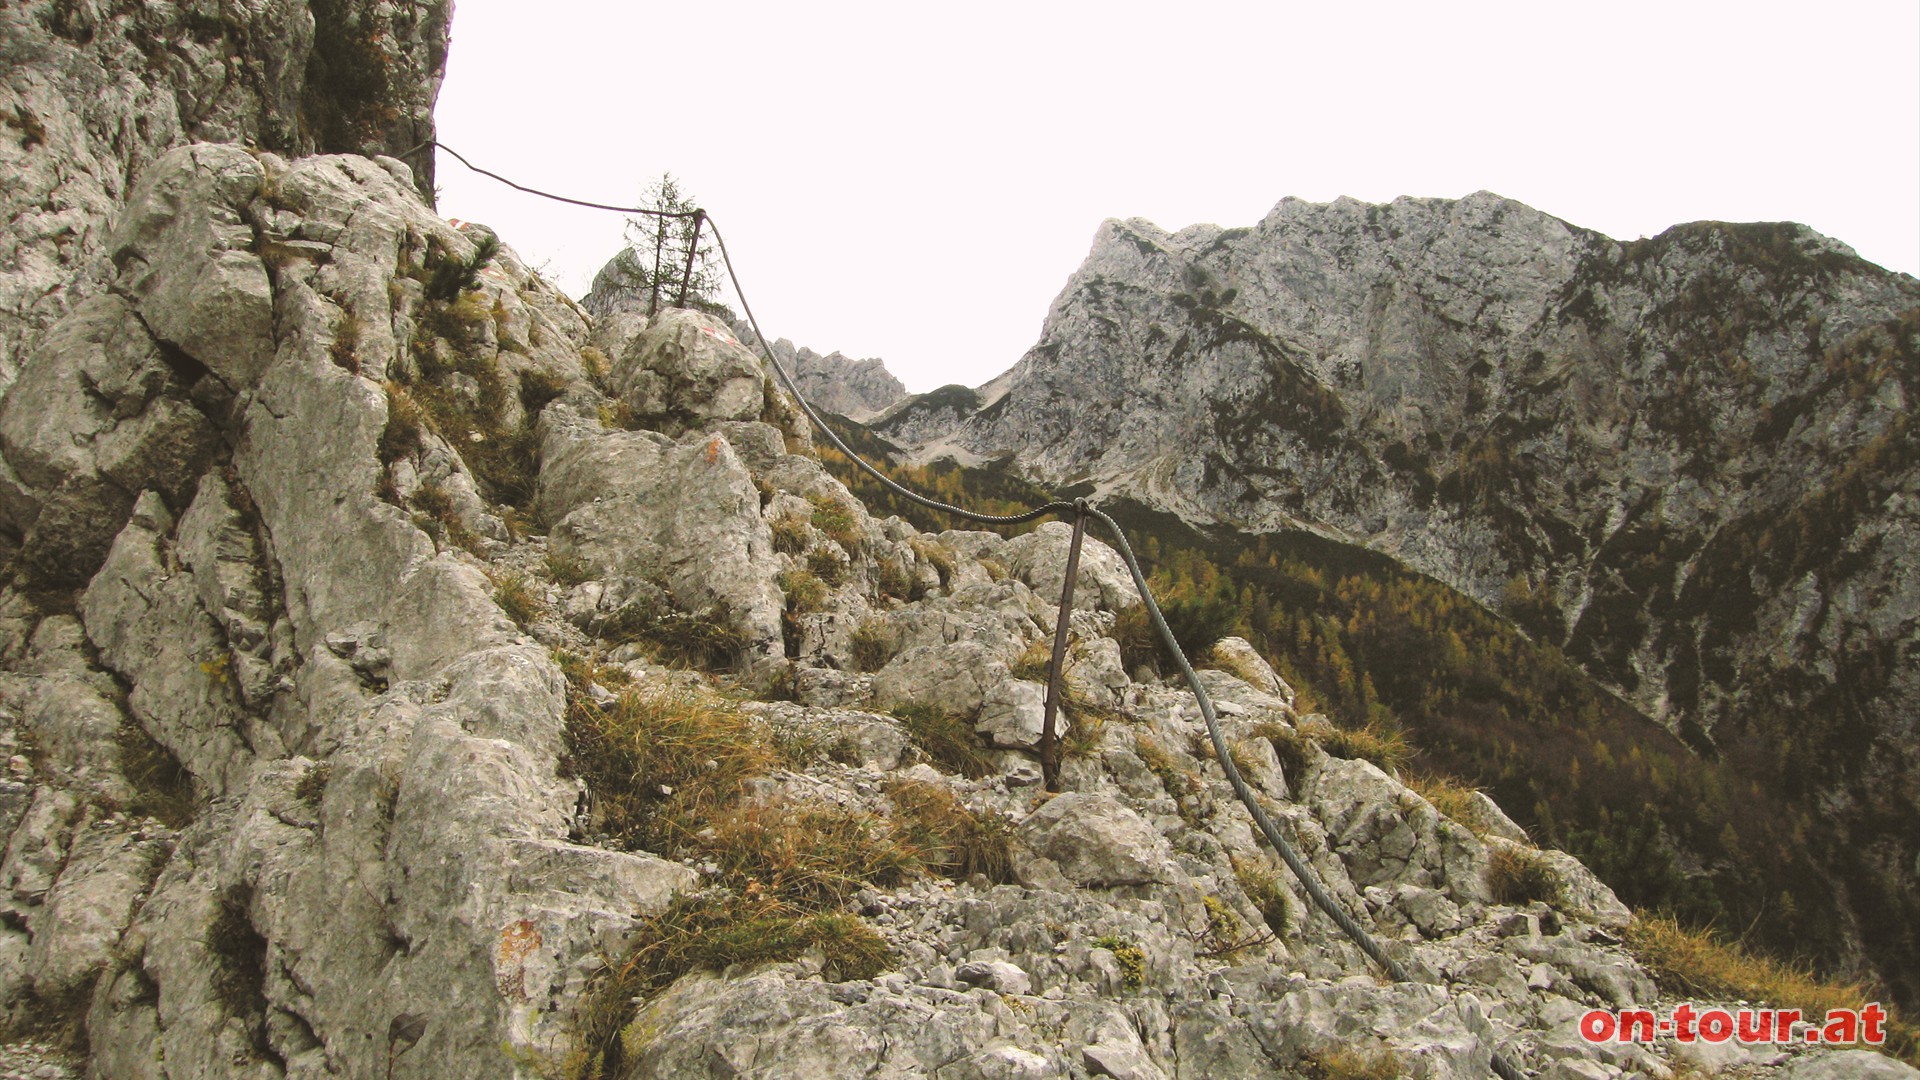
[1204,637,1293,706]
[1015,792,1175,888]
[24,820,168,996]
[82,494,261,796]
[0,292,220,586]
[110,144,276,388]
[0,0,450,393]
[613,308,768,435]
[976,679,1055,749]
[536,406,785,665]
[956,958,1032,995]
[620,968,1042,1078]
[1001,522,1140,613]
[872,641,1011,719]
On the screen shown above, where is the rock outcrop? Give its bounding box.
[581,249,907,423]
[878,195,1920,1006]
[0,0,451,393]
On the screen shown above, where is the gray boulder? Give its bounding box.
[613,308,767,435]
[536,406,785,666]
[1001,523,1140,613]
[976,679,1055,749]
[872,641,1011,719]
[1204,637,1293,706]
[1015,792,1176,888]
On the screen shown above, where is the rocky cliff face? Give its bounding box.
[880,194,1920,1005]
[759,338,906,422]
[0,7,1912,1076]
[0,0,451,396]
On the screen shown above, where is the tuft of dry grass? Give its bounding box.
[886,779,1013,883]
[1254,720,1315,781]
[1301,1043,1405,1080]
[1060,690,1112,760]
[118,723,195,827]
[379,383,426,465]
[1294,715,1411,774]
[1206,642,1271,691]
[544,549,594,587]
[893,702,994,779]
[1135,734,1196,799]
[328,311,362,373]
[1406,771,1480,826]
[805,545,850,588]
[293,762,332,810]
[578,345,610,382]
[875,557,915,601]
[701,803,920,910]
[908,537,956,587]
[408,480,484,555]
[1113,604,1159,676]
[769,512,810,556]
[849,619,891,674]
[809,494,862,552]
[1626,914,1918,1064]
[1234,860,1290,937]
[599,599,748,672]
[517,367,570,413]
[563,684,781,853]
[777,568,829,614]
[490,569,541,630]
[1010,637,1053,682]
[1485,844,1561,906]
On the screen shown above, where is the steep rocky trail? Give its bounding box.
[0,3,1912,1071]
[0,134,1906,1078]
[881,196,1920,1004]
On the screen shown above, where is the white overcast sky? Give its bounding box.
[433,1,1920,393]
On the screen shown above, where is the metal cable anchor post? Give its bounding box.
[1038,499,1090,792]
[674,208,707,309]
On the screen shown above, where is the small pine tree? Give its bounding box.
[617,172,727,317]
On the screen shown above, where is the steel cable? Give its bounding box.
[435,142,1531,1077]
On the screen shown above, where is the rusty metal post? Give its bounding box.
[675,210,705,309]
[1039,501,1089,791]
[648,215,667,317]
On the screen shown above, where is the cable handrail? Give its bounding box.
[432,142,1530,1080]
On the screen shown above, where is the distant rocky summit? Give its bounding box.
[0,3,1911,1077]
[759,338,907,422]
